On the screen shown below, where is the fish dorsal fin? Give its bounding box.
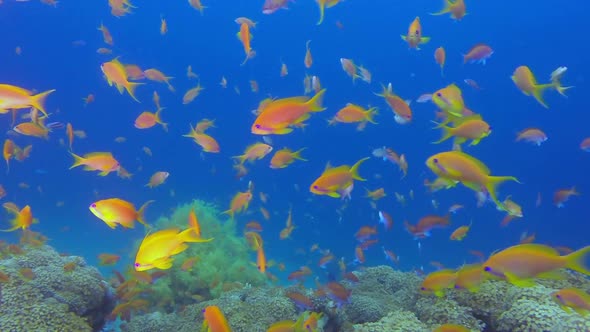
[323,165,349,175]
[323,162,332,171]
[517,243,560,256]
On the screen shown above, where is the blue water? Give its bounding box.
[0,0,588,280]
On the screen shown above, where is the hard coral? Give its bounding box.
[342,266,422,324]
[415,297,484,331]
[0,245,115,331]
[352,310,429,332]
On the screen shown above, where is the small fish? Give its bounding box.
[146,171,169,188]
[89,198,153,229]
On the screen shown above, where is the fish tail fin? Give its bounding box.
[366,107,379,124]
[553,81,574,97]
[306,88,327,112]
[69,152,85,169]
[532,84,553,108]
[125,82,143,103]
[292,148,308,161]
[232,154,247,165]
[222,209,234,219]
[565,245,590,276]
[317,2,326,25]
[0,216,22,232]
[434,125,454,144]
[429,0,451,16]
[178,227,214,243]
[30,89,56,117]
[350,157,370,181]
[136,200,155,227]
[155,108,168,132]
[485,176,520,211]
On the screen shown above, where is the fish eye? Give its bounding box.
[134,263,140,267]
[488,126,493,131]
[433,158,439,163]
[555,294,561,299]
[484,266,491,271]
[201,309,206,313]
[436,92,442,97]
[255,124,261,129]
[90,203,96,208]
[313,185,319,189]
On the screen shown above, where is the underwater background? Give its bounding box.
[0,0,589,331]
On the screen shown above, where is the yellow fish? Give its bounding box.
[134,227,212,271]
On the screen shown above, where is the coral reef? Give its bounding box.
[0,244,116,331]
[122,286,300,332]
[343,266,422,323]
[352,310,429,332]
[119,263,590,332]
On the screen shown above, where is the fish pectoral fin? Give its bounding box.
[98,171,110,176]
[434,290,445,297]
[327,192,341,198]
[420,37,431,44]
[171,243,189,256]
[153,257,174,270]
[103,220,118,229]
[274,128,293,135]
[505,272,535,287]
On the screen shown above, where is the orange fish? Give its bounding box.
[70,152,120,176]
[0,203,36,232]
[201,306,231,332]
[433,324,470,332]
[66,123,74,150]
[316,0,341,25]
[401,17,430,49]
[98,23,114,45]
[89,198,153,229]
[184,125,220,153]
[329,103,378,129]
[340,58,360,82]
[251,89,326,135]
[552,288,590,316]
[233,143,273,165]
[98,253,121,266]
[553,187,580,207]
[420,269,457,297]
[483,243,590,287]
[237,22,255,65]
[431,0,467,21]
[146,171,169,188]
[223,191,253,218]
[310,157,369,199]
[270,147,307,169]
[144,68,175,91]
[101,58,142,102]
[3,139,15,173]
[511,65,564,108]
[0,84,54,116]
[426,151,519,211]
[434,115,492,146]
[450,221,472,241]
[376,83,412,124]
[183,83,205,105]
[134,108,168,131]
[304,40,313,68]
[434,46,446,76]
[13,121,50,140]
[256,245,267,273]
[454,263,487,292]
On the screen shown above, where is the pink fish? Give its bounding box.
[262,0,292,14]
[463,44,494,65]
